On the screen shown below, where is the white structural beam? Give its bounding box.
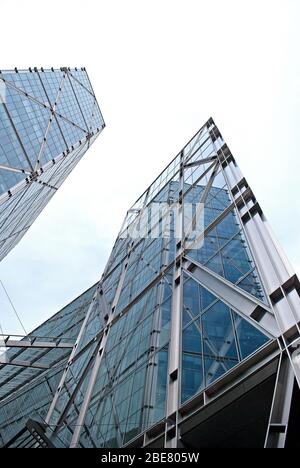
[264,355,295,448]
[184,155,217,169]
[183,256,279,338]
[0,357,51,370]
[0,164,31,175]
[1,336,74,350]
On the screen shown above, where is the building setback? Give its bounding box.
[1,118,300,448]
[0,67,104,261]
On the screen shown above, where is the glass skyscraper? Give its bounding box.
[0,67,104,261]
[1,118,300,448]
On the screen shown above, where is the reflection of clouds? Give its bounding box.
[0,351,7,365]
[0,81,6,104]
[292,346,300,385]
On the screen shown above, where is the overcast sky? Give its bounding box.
[0,0,299,335]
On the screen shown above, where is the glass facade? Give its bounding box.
[0,67,104,261]
[41,119,271,448]
[181,273,269,403]
[0,285,97,446]
[48,279,172,448]
[1,118,281,448]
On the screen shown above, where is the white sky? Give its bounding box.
[0,0,299,334]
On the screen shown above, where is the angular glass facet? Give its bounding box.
[181,274,269,403]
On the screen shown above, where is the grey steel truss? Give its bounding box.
[1,118,300,448]
[0,67,105,261]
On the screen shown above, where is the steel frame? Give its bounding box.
[3,118,300,449]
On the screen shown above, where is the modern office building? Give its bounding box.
[1,118,300,448]
[0,67,104,261]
